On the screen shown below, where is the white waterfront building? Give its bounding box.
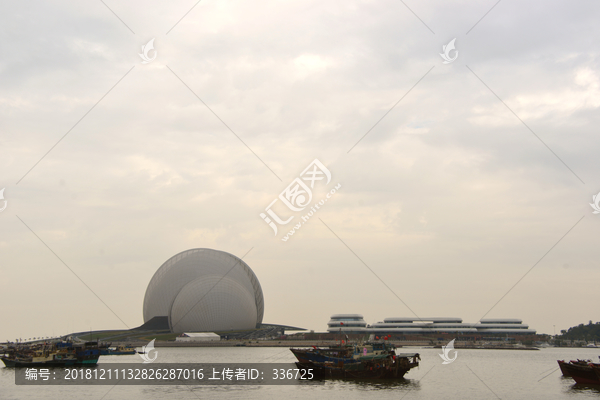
[327,315,536,335]
[175,332,221,342]
[327,314,368,332]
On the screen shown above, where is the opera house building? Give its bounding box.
[143,249,264,333]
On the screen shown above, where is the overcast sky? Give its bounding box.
[1,0,600,341]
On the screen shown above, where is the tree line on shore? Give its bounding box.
[557,320,600,341]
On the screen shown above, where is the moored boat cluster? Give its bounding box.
[557,357,600,385]
[1,339,101,367]
[1,339,138,367]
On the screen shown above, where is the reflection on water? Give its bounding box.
[568,383,600,395]
[2,348,600,400]
[140,384,264,396]
[322,377,420,391]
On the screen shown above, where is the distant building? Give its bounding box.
[175,332,221,342]
[328,314,368,332]
[327,315,536,335]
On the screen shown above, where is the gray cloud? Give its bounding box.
[1,0,599,340]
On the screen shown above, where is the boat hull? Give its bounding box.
[290,345,419,380]
[295,360,413,379]
[558,360,573,377]
[1,356,99,368]
[99,350,136,356]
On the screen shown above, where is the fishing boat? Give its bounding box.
[290,340,420,379]
[1,341,100,367]
[558,359,593,377]
[99,344,137,356]
[557,359,600,385]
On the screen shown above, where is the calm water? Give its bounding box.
[2,347,600,399]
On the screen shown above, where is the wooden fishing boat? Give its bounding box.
[558,359,593,377]
[290,341,419,379]
[99,344,137,355]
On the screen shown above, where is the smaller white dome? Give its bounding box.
[170,276,258,333]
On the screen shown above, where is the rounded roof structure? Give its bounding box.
[330,314,364,319]
[143,248,264,333]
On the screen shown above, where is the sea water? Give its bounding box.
[1,347,599,399]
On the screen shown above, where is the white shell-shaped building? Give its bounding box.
[143,249,264,333]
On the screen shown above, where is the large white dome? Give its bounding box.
[143,248,264,333]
